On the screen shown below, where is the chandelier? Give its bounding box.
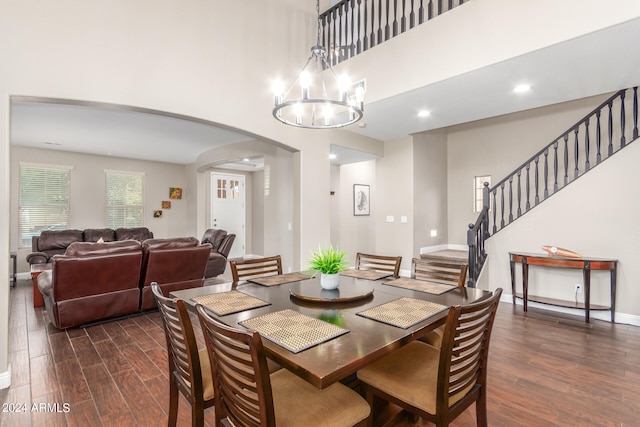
[272,0,365,129]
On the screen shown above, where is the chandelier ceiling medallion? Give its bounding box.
[272,0,365,129]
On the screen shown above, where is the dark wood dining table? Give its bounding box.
[171,274,491,389]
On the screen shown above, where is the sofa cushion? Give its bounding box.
[38,230,84,251]
[65,240,142,257]
[83,228,116,242]
[142,237,199,251]
[115,227,153,242]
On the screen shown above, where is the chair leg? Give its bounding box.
[168,375,179,427]
[365,389,389,427]
[192,403,204,427]
[476,391,488,427]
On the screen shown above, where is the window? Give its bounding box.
[474,175,491,213]
[19,163,71,248]
[105,170,144,228]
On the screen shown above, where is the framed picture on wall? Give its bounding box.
[353,184,370,216]
[169,187,182,199]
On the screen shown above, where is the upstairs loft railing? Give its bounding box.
[319,0,468,66]
[467,87,640,286]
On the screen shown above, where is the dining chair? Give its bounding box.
[411,257,468,287]
[355,252,402,278]
[195,303,371,427]
[229,255,282,285]
[357,288,503,427]
[151,283,214,427]
[412,257,469,348]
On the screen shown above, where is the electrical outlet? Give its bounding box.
[575,284,582,294]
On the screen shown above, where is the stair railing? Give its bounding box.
[467,86,639,286]
[319,0,469,66]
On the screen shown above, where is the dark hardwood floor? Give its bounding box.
[2,278,639,426]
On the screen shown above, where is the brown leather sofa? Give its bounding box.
[139,237,211,311]
[37,236,210,329]
[26,227,154,265]
[37,240,143,329]
[201,229,236,278]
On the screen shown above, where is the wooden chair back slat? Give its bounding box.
[230,256,283,285]
[411,258,468,287]
[152,282,214,425]
[355,253,402,278]
[437,288,502,413]
[196,304,276,427]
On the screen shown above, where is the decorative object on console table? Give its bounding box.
[541,245,581,258]
[169,187,182,199]
[307,246,347,290]
[353,184,370,216]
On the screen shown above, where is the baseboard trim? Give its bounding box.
[500,293,640,326]
[16,272,31,281]
[419,244,468,254]
[0,365,11,390]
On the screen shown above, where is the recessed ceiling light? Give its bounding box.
[329,153,337,160]
[417,110,430,118]
[242,158,250,162]
[514,84,531,93]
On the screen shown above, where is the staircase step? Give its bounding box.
[420,250,468,265]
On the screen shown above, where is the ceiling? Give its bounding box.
[10,18,640,168]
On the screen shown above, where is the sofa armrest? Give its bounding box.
[37,270,53,297]
[217,234,236,258]
[27,252,49,265]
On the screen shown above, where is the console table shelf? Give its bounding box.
[513,292,609,311]
[509,251,617,323]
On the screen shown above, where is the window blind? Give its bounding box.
[19,164,71,248]
[105,170,144,229]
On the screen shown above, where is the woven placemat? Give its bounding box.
[240,309,349,353]
[248,272,311,287]
[383,278,455,295]
[192,291,270,316]
[357,297,448,329]
[340,269,391,280]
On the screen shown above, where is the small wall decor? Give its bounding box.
[153,210,163,218]
[161,200,171,209]
[169,187,182,199]
[353,184,370,216]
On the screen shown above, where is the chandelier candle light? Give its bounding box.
[272,0,365,129]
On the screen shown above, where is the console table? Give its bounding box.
[509,252,617,323]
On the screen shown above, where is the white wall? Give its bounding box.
[337,160,376,266]
[374,137,415,272]
[10,146,190,272]
[413,131,449,253]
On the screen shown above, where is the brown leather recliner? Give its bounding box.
[139,237,211,311]
[201,229,236,278]
[37,240,143,329]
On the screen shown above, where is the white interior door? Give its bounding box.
[211,173,245,259]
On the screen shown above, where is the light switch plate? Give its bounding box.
[386,216,395,223]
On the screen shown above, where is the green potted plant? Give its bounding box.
[307,246,348,289]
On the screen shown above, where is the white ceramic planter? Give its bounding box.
[320,273,340,289]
